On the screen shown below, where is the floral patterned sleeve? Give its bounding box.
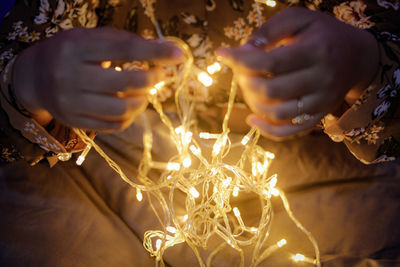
[0,0,98,165]
[322,0,400,164]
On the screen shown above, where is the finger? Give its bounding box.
[237,68,317,100]
[250,94,325,122]
[66,116,132,132]
[78,65,163,93]
[81,28,183,62]
[217,42,315,75]
[72,93,148,122]
[249,7,315,46]
[246,112,324,139]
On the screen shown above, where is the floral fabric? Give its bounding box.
[0,0,399,164]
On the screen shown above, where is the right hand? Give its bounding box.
[13,27,182,131]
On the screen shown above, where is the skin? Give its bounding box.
[13,27,183,132]
[217,7,379,140]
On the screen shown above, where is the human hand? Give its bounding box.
[217,7,379,139]
[13,27,182,131]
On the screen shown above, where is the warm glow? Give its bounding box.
[166,226,177,234]
[269,175,277,188]
[233,186,239,197]
[293,253,305,262]
[190,145,201,155]
[271,188,280,197]
[183,214,188,222]
[149,81,165,95]
[76,155,85,166]
[101,61,111,69]
[277,239,287,247]
[266,151,275,159]
[255,0,276,6]
[189,187,200,198]
[207,62,222,74]
[182,156,192,168]
[114,66,122,72]
[199,132,220,139]
[222,177,232,188]
[167,162,181,171]
[156,239,162,250]
[233,207,241,217]
[149,88,158,95]
[241,135,250,146]
[154,81,165,90]
[197,71,213,87]
[136,189,143,202]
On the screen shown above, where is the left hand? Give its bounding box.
[217,7,379,139]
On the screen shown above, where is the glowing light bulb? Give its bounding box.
[266,0,276,7]
[212,142,222,156]
[271,188,279,197]
[190,145,201,155]
[167,162,181,171]
[149,88,158,95]
[241,135,251,145]
[182,156,192,168]
[233,207,241,217]
[292,253,305,262]
[184,131,193,145]
[199,132,219,139]
[269,174,277,188]
[149,81,165,95]
[114,66,122,72]
[166,226,177,234]
[101,61,111,69]
[222,177,232,188]
[197,71,213,87]
[206,62,222,74]
[76,144,92,166]
[156,239,162,250]
[255,0,276,6]
[174,126,184,134]
[189,187,200,198]
[154,81,165,90]
[232,186,239,197]
[277,239,287,247]
[136,189,143,202]
[265,151,275,159]
[250,227,258,232]
[256,161,264,174]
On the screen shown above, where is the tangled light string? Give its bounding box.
[73,1,321,266]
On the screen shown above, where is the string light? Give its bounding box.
[277,239,287,248]
[207,62,222,74]
[101,61,111,69]
[255,0,277,7]
[114,66,122,72]
[197,71,213,87]
[76,144,92,166]
[72,0,321,266]
[136,189,143,202]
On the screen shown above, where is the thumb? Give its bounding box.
[248,7,315,47]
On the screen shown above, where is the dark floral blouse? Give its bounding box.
[0,0,399,165]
